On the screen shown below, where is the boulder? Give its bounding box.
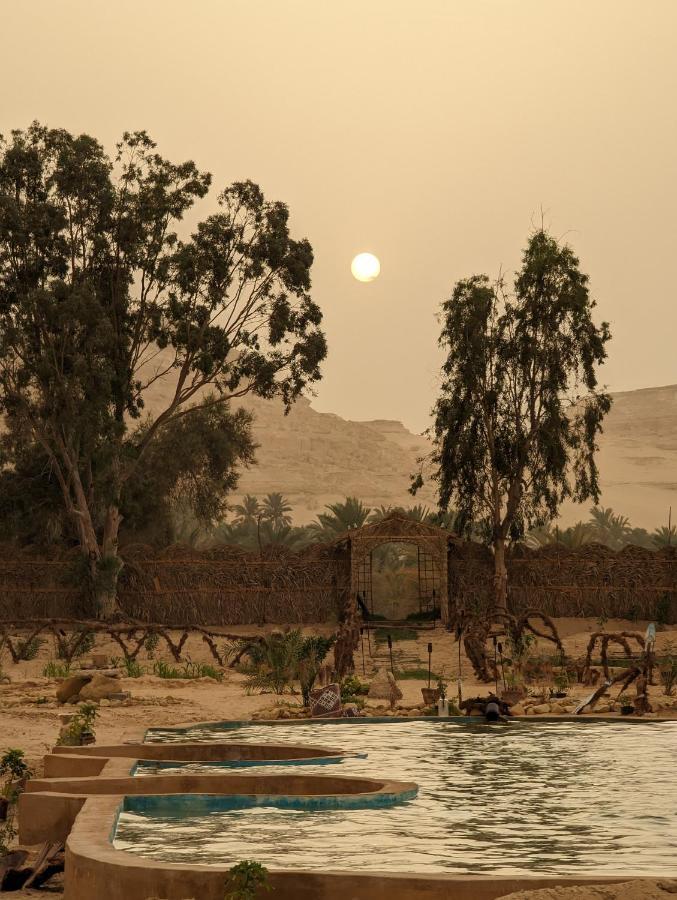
[78,674,122,702]
[56,675,92,704]
[510,703,526,716]
[531,703,551,714]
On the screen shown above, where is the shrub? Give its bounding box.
[15,635,45,661]
[225,860,271,899]
[56,627,95,661]
[57,702,98,747]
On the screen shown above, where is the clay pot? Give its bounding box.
[421,687,441,705]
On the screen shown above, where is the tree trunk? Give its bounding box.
[93,504,124,620]
[493,536,508,616]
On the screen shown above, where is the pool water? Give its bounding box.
[114,720,677,876]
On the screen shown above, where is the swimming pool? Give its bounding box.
[114,719,677,876]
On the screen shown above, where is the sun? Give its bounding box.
[351,252,381,283]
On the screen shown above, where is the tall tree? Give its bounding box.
[0,124,326,616]
[412,229,611,614]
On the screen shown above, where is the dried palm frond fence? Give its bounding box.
[448,541,677,625]
[0,541,351,626]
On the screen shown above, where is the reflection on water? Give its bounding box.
[115,720,677,876]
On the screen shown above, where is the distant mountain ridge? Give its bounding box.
[233,384,677,529]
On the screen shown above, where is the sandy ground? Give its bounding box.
[1,617,676,899]
[500,879,677,898]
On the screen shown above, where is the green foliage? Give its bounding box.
[0,747,33,852]
[0,124,325,603]
[152,659,224,681]
[225,860,271,899]
[340,675,369,697]
[15,635,45,661]
[43,659,71,679]
[56,627,95,661]
[374,628,418,643]
[0,750,32,793]
[310,496,372,538]
[123,658,144,678]
[412,229,611,608]
[241,630,332,699]
[395,667,441,680]
[153,660,180,679]
[57,702,98,746]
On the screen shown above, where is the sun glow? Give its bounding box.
[351,252,381,282]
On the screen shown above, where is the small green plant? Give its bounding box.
[56,627,95,661]
[340,675,368,698]
[43,659,71,679]
[153,660,181,679]
[123,658,144,678]
[15,635,45,661]
[181,661,224,681]
[436,672,448,700]
[0,749,32,794]
[225,860,272,899]
[56,702,98,747]
[0,749,32,857]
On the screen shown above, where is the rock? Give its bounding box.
[92,653,109,668]
[595,703,611,714]
[368,668,394,699]
[78,674,124,702]
[531,703,551,714]
[367,668,403,707]
[56,675,92,704]
[511,703,526,716]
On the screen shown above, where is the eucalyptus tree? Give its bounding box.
[412,230,611,614]
[0,123,326,617]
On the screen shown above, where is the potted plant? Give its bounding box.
[421,683,441,705]
[618,694,634,716]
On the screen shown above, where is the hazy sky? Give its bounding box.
[3,1,677,433]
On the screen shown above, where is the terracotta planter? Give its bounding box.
[421,687,441,705]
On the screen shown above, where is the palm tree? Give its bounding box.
[367,505,395,523]
[588,506,631,549]
[311,496,372,537]
[652,525,676,548]
[260,493,293,529]
[232,495,261,528]
[556,522,596,549]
